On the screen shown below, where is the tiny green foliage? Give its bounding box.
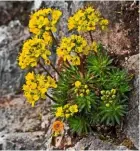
[99,103,127,125]
[99,89,127,125]
[18,6,132,136]
[105,69,132,94]
[68,116,91,135]
[87,44,113,76]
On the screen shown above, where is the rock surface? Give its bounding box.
[123,54,139,75]
[0,20,30,96]
[43,1,83,38]
[0,95,53,150]
[84,1,139,59]
[123,54,139,149]
[68,135,128,150]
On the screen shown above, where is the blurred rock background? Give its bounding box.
[0,1,139,150]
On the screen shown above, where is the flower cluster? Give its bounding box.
[52,120,64,136]
[100,89,117,107]
[18,38,51,69]
[29,8,62,35]
[35,31,53,46]
[74,81,90,97]
[17,5,131,136]
[68,6,109,32]
[23,72,57,107]
[90,41,98,53]
[57,35,89,65]
[55,104,78,118]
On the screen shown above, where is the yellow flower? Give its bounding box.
[63,104,70,109]
[90,41,98,53]
[100,19,109,26]
[33,95,39,101]
[47,76,57,88]
[42,32,53,45]
[25,72,35,81]
[55,107,64,117]
[69,105,78,113]
[18,38,51,69]
[65,114,71,118]
[23,72,56,106]
[55,104,78,119]
[29,8,62,35]
[71,56,80,65]
[56,35,89,65]
[30,83,37,89]
[67,7,109,32]
[75,81,81,88]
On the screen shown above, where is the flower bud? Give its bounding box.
[106,90,110,95]
[80,93,84,97]
[101,96,105,100]
[106,103,110,107]
[86,89,90,94]
[112,95,116,99]
[84,85,88,89]
[101,90,105,95]
[111,89,116,95]
[74,89,78,93]
[82,89,85,93]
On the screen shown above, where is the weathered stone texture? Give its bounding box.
[0,20,30,96]
[0,95,53,150]
[68,135,128,150]
[123,76,139,148]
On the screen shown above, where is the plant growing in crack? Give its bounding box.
[17,7,132,137]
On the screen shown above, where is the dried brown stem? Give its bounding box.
[38,61,53,78]
[46,93,56,102]
[50,62,61,77]
[66,60,71,67]
[50,30,58,46]
[89,31,93,42]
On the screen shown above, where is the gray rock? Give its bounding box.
[68,135,128,150]
[123,54,139,75]
[1,131,44,150]
[0,95,53,150]
[121,54,139,149]
[0,1,13,10]
[43,1,83,38]
[0,20,30,96]
[123,75,139,149]
[32,0,42,10]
